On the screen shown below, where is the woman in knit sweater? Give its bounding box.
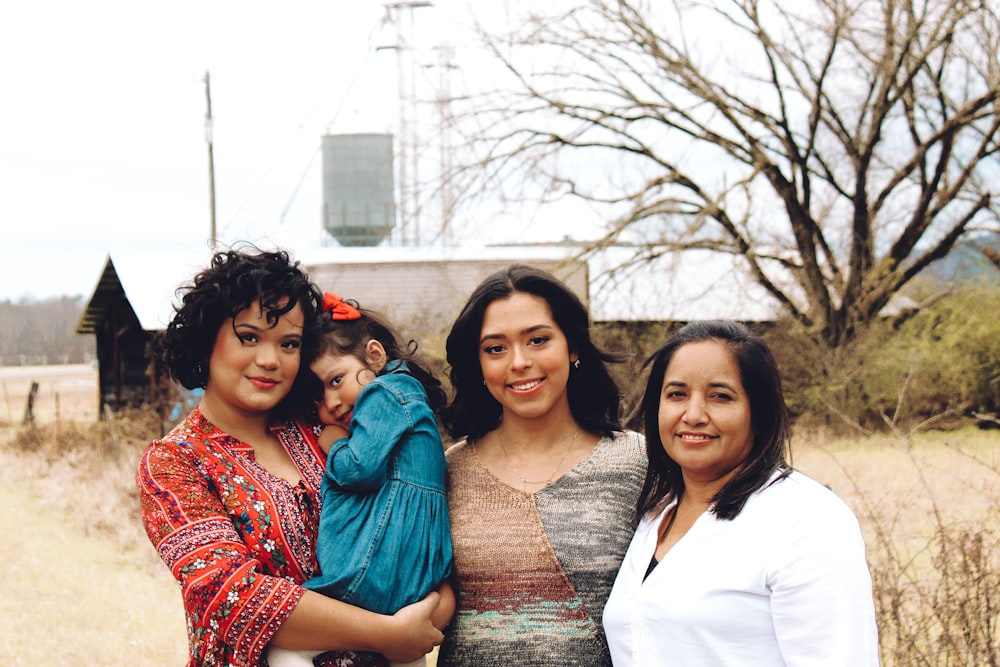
[437,264,647,666]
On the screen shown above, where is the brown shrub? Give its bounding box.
[3,408,162,562]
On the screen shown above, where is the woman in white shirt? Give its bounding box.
[603,320,880,666]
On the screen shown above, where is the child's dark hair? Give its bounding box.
[312,296,446,413]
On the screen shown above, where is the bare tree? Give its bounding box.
[453,0,1000,350]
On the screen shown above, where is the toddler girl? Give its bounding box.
[267,293,453,667]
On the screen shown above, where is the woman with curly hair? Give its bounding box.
[136,247,445,667]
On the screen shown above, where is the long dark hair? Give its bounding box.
[311,297,446,413]
[153,247,324,418]
[636,320,790,521]
[443,264,624,440]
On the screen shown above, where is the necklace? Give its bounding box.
[496,427,579,492]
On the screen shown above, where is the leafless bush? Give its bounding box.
[872,520,1000,666]
[799,411,1000,666]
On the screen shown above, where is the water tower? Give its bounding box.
[321,133,396,247]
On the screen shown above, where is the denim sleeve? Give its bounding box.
[325,379,412,490]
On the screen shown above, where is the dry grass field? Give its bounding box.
[794,428,1000,666]
[0,363,101,425]
[0,364,997,665]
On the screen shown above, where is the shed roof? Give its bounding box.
[75,245,580,335]
[75,249,215,334]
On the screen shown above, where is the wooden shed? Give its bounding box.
[75,250,213,418]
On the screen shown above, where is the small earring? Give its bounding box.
[573,359,581,370]
[482,379,486,386]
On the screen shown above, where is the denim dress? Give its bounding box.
[306,362,453,614]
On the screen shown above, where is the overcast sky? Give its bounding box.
[0,0,520,302]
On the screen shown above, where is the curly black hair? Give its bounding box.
[442,264,625,441]
[153,246,324,418]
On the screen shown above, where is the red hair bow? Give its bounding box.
[323,293,362,321]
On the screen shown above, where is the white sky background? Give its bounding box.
[0,0,576,302]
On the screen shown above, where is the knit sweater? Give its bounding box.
[439,430,646,666]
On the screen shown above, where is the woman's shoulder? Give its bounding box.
[144,408,260,463]
[741,470,870,565]
[753,469,862,527]
[149,409,215,449]
[444,438,471,460]
[138,412,217,477]
[607,429,645,448]
[568,430,646,490]
[593,429,647,461]
[766,469,846,500]
[443,439,485,485]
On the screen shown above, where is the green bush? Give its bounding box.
[768,282,1000,432]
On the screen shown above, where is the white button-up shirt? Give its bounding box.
[603,470,880,666]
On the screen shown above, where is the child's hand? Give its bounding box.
[317,423,350,454]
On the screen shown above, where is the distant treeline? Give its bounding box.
[0,297,94,366]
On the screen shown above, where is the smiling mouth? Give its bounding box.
[509,379,542,391]
[677,433,716,442]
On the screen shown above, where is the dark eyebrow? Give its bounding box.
[523,324,556,336]
[709,381,740,393]
[232,321,302,338]
[479,323,554,346]
[663,380,740,394]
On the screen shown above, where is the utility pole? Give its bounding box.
[204,71,217,247]
[385,1,431,247]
